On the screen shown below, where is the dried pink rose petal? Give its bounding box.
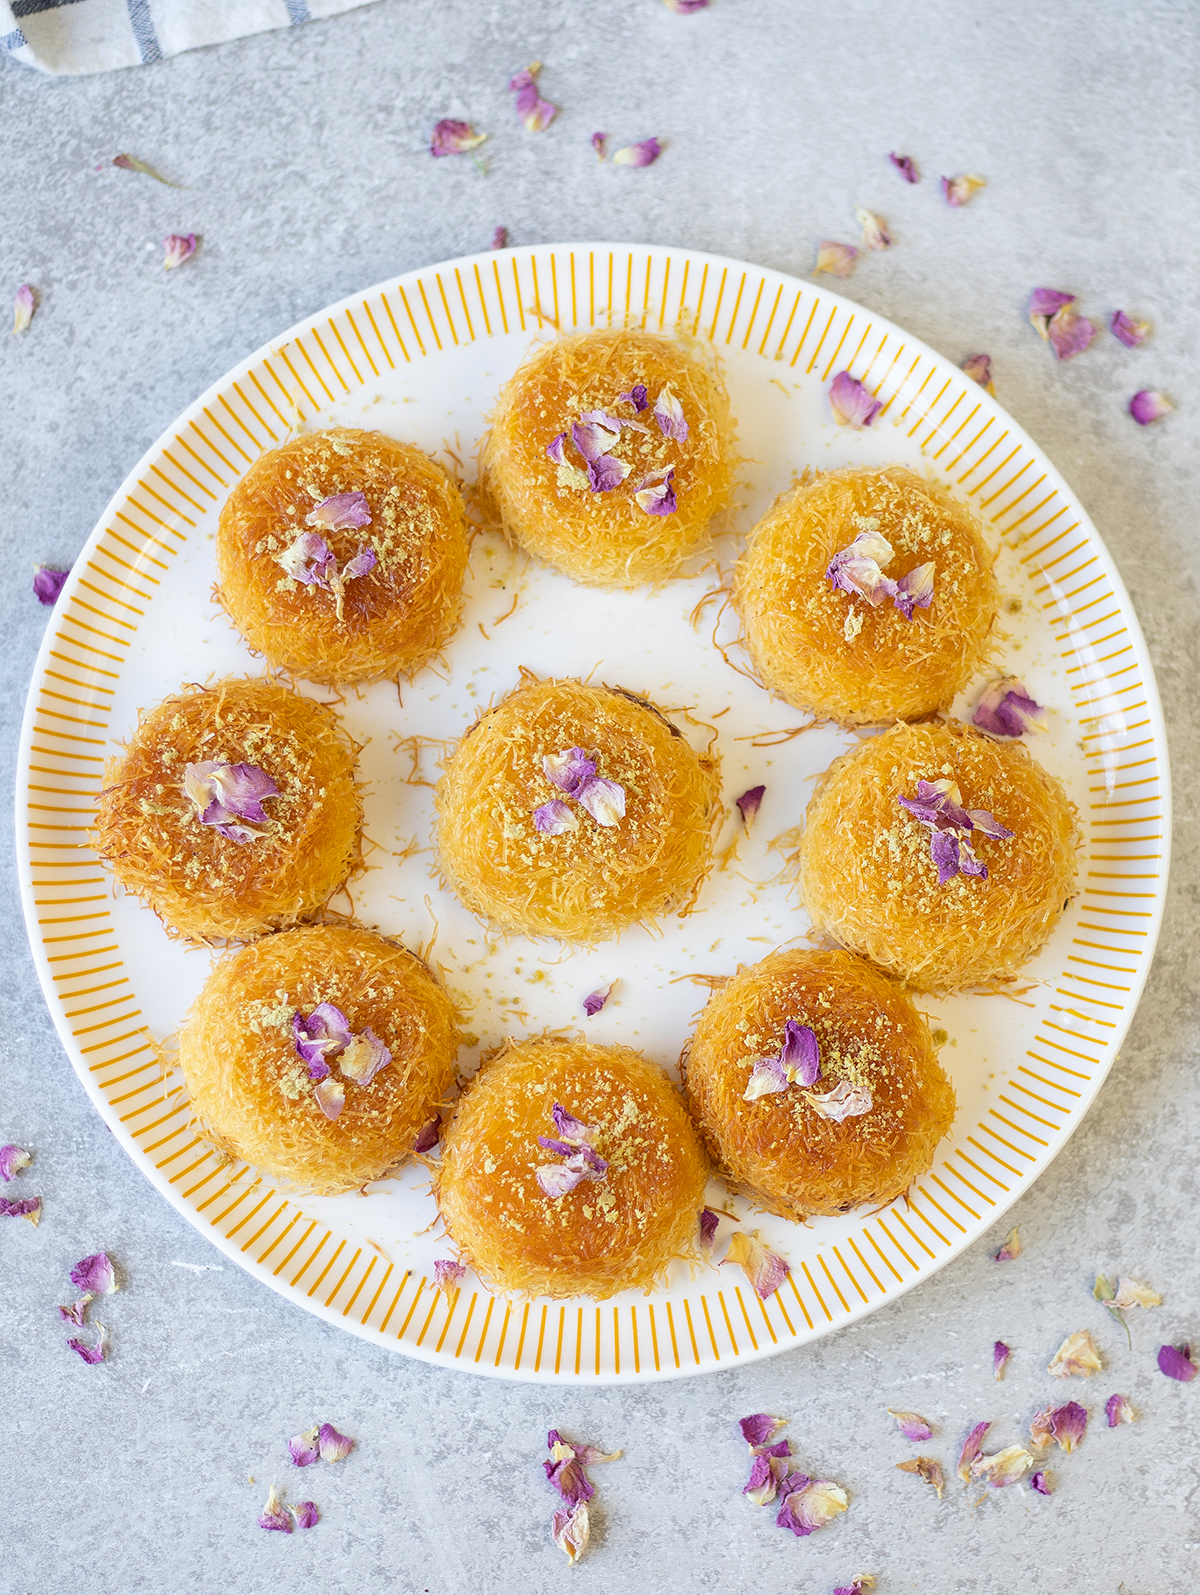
[899,779,1012,884]
[736,785,765,825]
[162,233,197,271]
[542,747,625,826]
[414,1116,440,1154]
[956,1420,990,1484]
[855,208,892,250]
[13,283,35,334]
[743,1445,792,1506]
[723,1231,790,1300]
[994,1340,1011,1380]
[896,1457,944,1498]
[1157,1343,1197,1382]
[434,1258,466,1297]
[994,1225,1020,1262]
[829,371,882,429]
[634,468,677,516]
[534,799,579,835]
[591,131,607,159]
[184,760,278,844]
[58,1294,94,1328]
[293,1004,352,1078]
[552,1500,590,1563]
[888,1410,933,1443]
[1048,1330,1102,1379]
[70,1252,118,1296]
[113,153,180,186]
[827,527,898,605]
[583,982,615,1017]
[971,1443,1034,1488]
[1032,1401,1088,1453]
[1047,304,1098,361]
[962,353,994,393]
[509,63,556,133]
[744,1020,820,1102]
[0,1145,31,1181]
[1110,310,1150,347]
[806,1080,873,1121]
[589,453,632,493]
[1105,1393,1135,1427]
[307,490,372,532]
[619,383,649,411]
[776,1478,848,1536]
[490,226,508,250]
[973,678,1045,738]
[739,1413,787,1448]
[33,566,69,606]
[338,1028,391,1088]
[288,1427,320,1467]
[653,385,688,442]
[0,1196,41,1223]
[699,1208,720,1255]
[1130,389,1173,425]
[430,119,487,158]
[67,1325,107,1365]
[294,1501,319,1529]
[612,138,662,168]
[317,1423,354,1462]
[1112,1277,1162,1310]
[941,174,985,207]
[889,152,919,183]
[276,529,335,586]
[1028,288,1076,336]
[664,0,711,10]
[814,241,858,278]
[834,1581,876,1595]
[893,562,935,620]
[1030,1470,1052,1495]
[258,1485,292,1532]
[314,1077,345,1121]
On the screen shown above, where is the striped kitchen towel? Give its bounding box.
[2,0,379,75]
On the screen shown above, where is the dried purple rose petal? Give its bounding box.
[258,1485,292,1532]
[723,1231,790,1300]
[855,208,892,250]
[550,1105,596,1145]
[1034,1400,1088,1453]
[293,1004,352,1077]
[994,1226,1020,1262]
[490,226,508,250]
[699,1208,720,1255]
[973,678,1045,738]
[779,1021,821,1087]
[288,1428,320,1467]
[994,1340,1011,1380]
[962,353,994,393]
[776,1478,847,1536]
[13,283,35,333]
[1130,389,1173,425]
[0,1144,31,1182]
[0,1196,41,1223]
[509,64,556,133]
[1106,1393,1135,1427]
[806,1080,873,1121]
[67,1326,107,1365]
[162,233,197,271]
[591,131,607,159]
[664,0,711,10]
[815,241,858,278]
[338,1028,391,1087]
[743,1450,784,1506]
[941,174,985,207]
[276,529,336,587]
[71,1252,119,1296]
[653,385,688,442]
[317,1423,354,1463]
[314,1077,345,1121]
[546,433,569,466]
[544,1451,595,1508]
[1048,1330,1102,1379]
[830,371,882,429]
[294,1501,319,1529]
[414,1116,440,1154]
[552,1500,590,1563]
[113,153,180,186]
[834,1580,876,1595]
[888,1409,933,1443]
[896,1457,944,1497]
[612,138,662,168]
[1111,310,1150,347]
[434,1258,466,1297]
[971,1443,1034,1489]
[540,747,624,826]
[430,119,487,158]
[583,982,615,1017]
[33,566,69,606]
[744,1055,788,1102]
[1047,304,1098,361]
[889,152,919,183]
[59,1294,93,1328]
[1030,1470,1052,1495]
[1157,1343,1197,1382]
[1028,288,1074,338]
[634,468,677,516]
[736,785,765,825]
[307,490,372,532]
[619,383,649,411]
[533,799,579,835]
[893,562,935,619]
[184,760,278,844]
[739,1413,787,1448]
[827,527,898,606]
[956,1420,990,1484]
[588,454,632,493]
[576,774,625,826]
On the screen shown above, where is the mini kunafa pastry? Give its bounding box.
[434,675,721,940]
[796,721,1079,992]
[178,925,461,1193]
[92,677,360,942]
[217,428,468,685]
[684,949,956,1217]
[733,465,998,725]
[435,1039,708,1298]
[481,329,736,587]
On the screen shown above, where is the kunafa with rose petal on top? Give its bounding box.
[683,949,956,1219]
[91,676,361,944]
[795,720,1079,994]
[178,925,461,1194]
[435,1038,709,1299]
[216,428,468,686]
[733,465,999,726]
[434,674,722,941]
[480,328,737,587]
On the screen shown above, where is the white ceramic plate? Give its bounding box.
[17,244,1170,1383]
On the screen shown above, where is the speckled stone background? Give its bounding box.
[2,3,1197,1591]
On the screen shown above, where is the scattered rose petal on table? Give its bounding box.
[739,1413,787,1448]
[889,151,919,182]
[888,1410,933,1443]
[58,1294,94,1328]
[67,1325,108,1364]
[1048,1330,1102,1378]
[70,1252,119,1296]
[591,131,607,159]
[1157,1343,1197,1382]
[956,1421,990,1484]
[430,119,487,158]
[113,152,181,186]
[829,371,882,428]
[994,1226,1020,1262]
[776,1478,848,1537]
[33,566,69,605]
[0,1196,41,1223]
[814,241,858,278]
[1130,389,1173,425]
[552,1501,589,1563]
[895,1457,945,1498]
[1110,310,1150,347]
[612,138,662,167]
[258,1485,292,1532]
[993,1340,1011,1380]
[13,283,35,333]
[317,1423,355,1462]
[855,208,892,250]
[293,1501,319,1529]
[509,63,556,132]
[1047,303,1097,360]
[1106,1394,1136,1427]
[1030,1470,1052,1495]
[583,982,615,1017]
[663,0,710,10]
[1031,1401,1088,1453]
[288,1428,320,1467]
[834,1578,876,1595]
[1028,288,1076,337]
[971,1443,1034,1489]
[0,1144,31,1181]
[1112,1277,1163,1311]
[736,785,765,825]
[941,173,985,206]
[490,226,508,250]
[162,233,197,270]
[962,353,994,392]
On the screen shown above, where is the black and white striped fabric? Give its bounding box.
[2,0,376,75]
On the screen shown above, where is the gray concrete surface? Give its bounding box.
[2,3,1197,1591]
